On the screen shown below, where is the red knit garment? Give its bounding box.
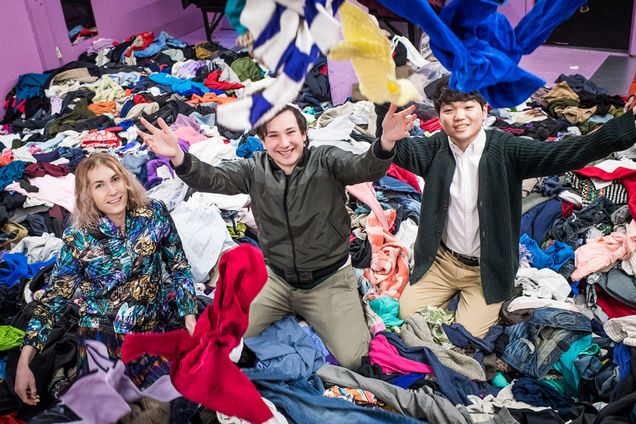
[204,70,245,91]
[121,244,273,423]
[387,163,421,192]
[574,165,636,219]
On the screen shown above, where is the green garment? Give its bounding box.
[231,57,263,82]
[46,99,96,137]
[0,326,25,351]
[416,305,455,347]
[552,334,593,396]
[369,297,404,327]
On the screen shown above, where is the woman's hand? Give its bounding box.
[184,314,197,336]
[15,346,39,406]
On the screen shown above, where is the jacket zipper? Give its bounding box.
[283,175,300,281]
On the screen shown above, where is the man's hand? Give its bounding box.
[380,103,417,151]
[137,117,185,166]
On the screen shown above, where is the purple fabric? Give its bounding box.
[144,158,175,189]
[60,340,180,424]
[170,113,202,132]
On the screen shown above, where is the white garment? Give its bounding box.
[170,198,235,284]
[189,136,239,165]
[507,296,579,313]
[216,397,288,424]
[147,177,189,211]
[515,267,571,301]
[190,191,250,211]
[11,233,63,264]
[466,383,549,422]
[442,129,486,257]
[604,316,636,346]
[395,218,418,267]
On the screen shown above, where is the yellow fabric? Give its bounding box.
[329,1,421,106]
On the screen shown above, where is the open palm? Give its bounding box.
[382,103,417,147]
[137,117,181,159]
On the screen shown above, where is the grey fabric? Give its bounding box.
[598,268,636,308]
[481,408,520,424]
[399,313,487,381]
[316,364,473,424]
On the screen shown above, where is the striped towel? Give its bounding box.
[217,0,344,130]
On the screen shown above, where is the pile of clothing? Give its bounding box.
[0,22,634,424]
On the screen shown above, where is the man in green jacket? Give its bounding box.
[379,81,636,338]
[138,105,414,368]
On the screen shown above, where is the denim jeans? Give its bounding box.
[502,307,591,379]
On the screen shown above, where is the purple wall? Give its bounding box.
[1,0,203,100]
[0,1,45,105]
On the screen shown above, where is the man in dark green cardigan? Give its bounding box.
[379,81,636,337]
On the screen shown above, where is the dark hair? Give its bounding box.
[255,105,308,140]
[432,76,486,114]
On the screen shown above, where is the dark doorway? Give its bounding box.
[546,0,633,51]
[60,0,99,45]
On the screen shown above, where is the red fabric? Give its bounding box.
[0,413,24,424]
[629,71,636,98]
[133,94,150,104]
[387,164,420,192]
[596,286,636,319]
[203,71,244,91]
[121,245,273,424]
[420,116,442,133]
[561,200,580,218]
[25,162,70,178]
[124,32,154,57]
[574,165,636,219]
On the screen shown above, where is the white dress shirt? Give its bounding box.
[442,129,486,257]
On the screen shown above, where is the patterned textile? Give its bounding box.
[23,199,196,351]
[324,386,385,407]
[364,209,410,299]
[566,171,628,207]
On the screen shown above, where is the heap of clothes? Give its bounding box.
[0,23,634,424]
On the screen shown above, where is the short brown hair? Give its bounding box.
[73,153,149,227]
[255,105,308,140]
[433,76,486,114]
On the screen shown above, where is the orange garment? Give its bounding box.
[88,101,116,115]
[629,72,636,98]
[187,93,237,105]
[364,209,410,300]
[0,150,14,167]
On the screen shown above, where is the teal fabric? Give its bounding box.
[369,297,404,327]
[552,334,593,396]
[492,372,509,388]
[225,0,247,35]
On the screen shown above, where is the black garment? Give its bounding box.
[350,237,372,268]
[109,40,134,64]
[578,92,625,116]
[141,100,195,127]
[296,57,331,108]
[27,404,81,423]
[549,197,616,247]
[216,123,244,140]
[392,41,408,66]
[508,408,565,424]
[24,96,51,120]
[555,74,608,96]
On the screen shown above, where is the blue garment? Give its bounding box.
[520,198,562,244]
[236,136,264,158]
[512,377,572,417]
[519,233,574,271]
[386,373,426,389]
[443,323,503,364]
[15,73,50,103]
[300,323,339,366]
[393,197,421,224]
[0,254,56,288]
[245,315,325,380]
[119,100,135,118]
[503,307,591,379]
[132,32,187,58]
[380,331,498,405]
[148,74,218,97]
[243,367,421,424]
[614,343,632,384]
[541,176,565,196]
[0,160,27,191]
[375,176,421,201]
[377,0,586,107]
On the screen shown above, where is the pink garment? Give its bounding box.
[369,334,433,375]
[174,127,207,145]
[364,209,410,299]
[571,220,636,280]
[6,174,75,212]
[575,165,636,218]
[346,182,389,230]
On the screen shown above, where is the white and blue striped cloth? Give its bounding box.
[217,0,344,130]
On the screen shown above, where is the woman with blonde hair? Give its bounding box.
[14,153,197,406]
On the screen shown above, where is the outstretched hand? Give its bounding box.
[380,103,417,151]
[137,117,185,166]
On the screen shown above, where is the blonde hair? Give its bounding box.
[73,153,149,227]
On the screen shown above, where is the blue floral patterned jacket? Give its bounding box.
[24,199,196,351]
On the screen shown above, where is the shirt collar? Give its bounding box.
[448,128,486,157]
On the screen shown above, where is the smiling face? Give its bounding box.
[260,109,308,174]
[87,164,128,224]
[438,100,488,148]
